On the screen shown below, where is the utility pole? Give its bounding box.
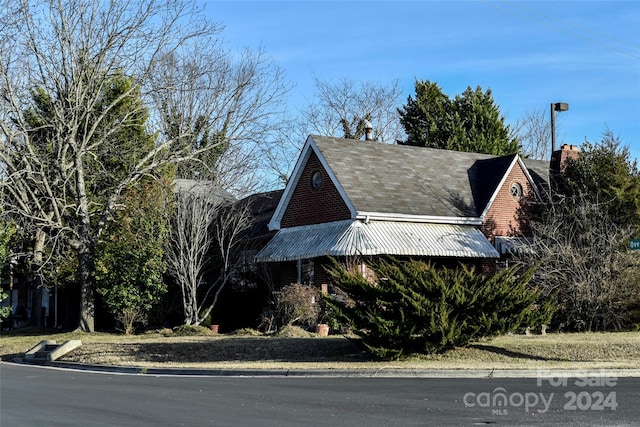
[550,102,569,152]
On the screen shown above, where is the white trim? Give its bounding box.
[310,137,358,219]
[479,154,542,220]
[355,211,482,225]
[267,135,357,231]
[267,137,314,230]
[517,157,544,201]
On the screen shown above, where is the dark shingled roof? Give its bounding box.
[310,135,547,218]
[236,189,284,247]
[173,179,236,203]
[522,158,550,192]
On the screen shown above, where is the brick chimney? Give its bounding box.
[550,144,579,174]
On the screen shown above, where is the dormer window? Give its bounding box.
[311,171,323,191]
[510,182,523,199]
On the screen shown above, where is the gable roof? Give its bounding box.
[269,135,547,230]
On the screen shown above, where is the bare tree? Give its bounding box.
[511,107,553,160]
[300,76,405,143]
[147,44,289,183]
[166,182,252,326]
[259,120,308,188]
[0,0,289,331]
[515,194,640,331]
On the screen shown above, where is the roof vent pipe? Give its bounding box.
[363,119,373,141]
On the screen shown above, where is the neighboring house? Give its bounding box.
[209,189,284,330]
[230,189,284,289]
[173,178,236,204]
[236,189,285,252]
[1,179,238,330]
[256,134,578,289]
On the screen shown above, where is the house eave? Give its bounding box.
[267,135,358,231]
[479,154,543,220]
[355,211,482,226]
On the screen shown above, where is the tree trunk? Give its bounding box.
[74,151,95,332]
[30,229,47,327]
[29,277,43,327]
[77,245,95,332]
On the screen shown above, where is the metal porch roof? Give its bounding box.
[255,220,500,262]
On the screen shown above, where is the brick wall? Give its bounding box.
[281,151,352,228]
[481,162,536,241]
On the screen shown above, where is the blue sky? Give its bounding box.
[204,1,640,162]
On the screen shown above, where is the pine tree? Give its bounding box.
[398,80,519,155]
[325,258,554,359]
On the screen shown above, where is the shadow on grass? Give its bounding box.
[62,337,373,364]
[468,344,570,362]
[0,326,60,337]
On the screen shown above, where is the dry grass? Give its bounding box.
[2,326,640,371]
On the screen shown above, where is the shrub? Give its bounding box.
[230,328,262,336]
[172,324,212,336]
[115,306,148,336]
[274,283,322,330]
[324,257,555,360]
[0,288,10,324]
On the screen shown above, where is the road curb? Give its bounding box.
[10,358,640,378]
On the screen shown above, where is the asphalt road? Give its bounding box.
[1,362,639,426]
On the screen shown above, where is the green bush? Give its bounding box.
[199,311,212,328]
[172,324,211,336]
[0,223,16,323]
[0,288,10,323]
[324,258,555,360]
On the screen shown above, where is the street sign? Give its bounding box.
[631,239,640,251]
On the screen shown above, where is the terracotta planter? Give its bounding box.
[316,323,329,336]
[210,324,219,333]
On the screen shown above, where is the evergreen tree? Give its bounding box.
[325,258,554,359]
[0,0,288,332]
[0,224,16,323]
[556,129,640,229]
[398,80,519,155]
[95,180,171,334]
[20,73,170,331]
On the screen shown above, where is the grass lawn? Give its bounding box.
[2,326,640,371]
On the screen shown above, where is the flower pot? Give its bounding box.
[210,324,219,333]
[316,323,329,336]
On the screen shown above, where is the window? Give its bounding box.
[296,259,315,284]
[510,182,523,199]
[310,171,322,191]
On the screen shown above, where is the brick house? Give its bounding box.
[255,134,576,289]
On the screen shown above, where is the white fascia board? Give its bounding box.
[479,154,542,221]
[267,136,314,231]
[267,135,358,231]
[517,157,544,201]
[311,138,358,219]
[355,211,482,225]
